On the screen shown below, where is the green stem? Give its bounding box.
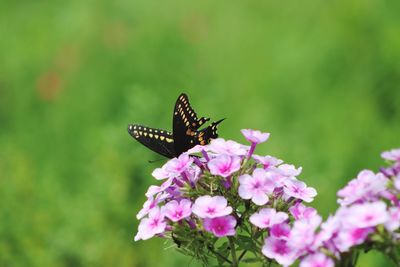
[207,244,232,265]
[238,250,247,261]
[387,249,400,267]
[337,251,358,267]
[228,237,238,267]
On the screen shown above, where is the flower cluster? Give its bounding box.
[290,149,400,267]
[134,130,400,267]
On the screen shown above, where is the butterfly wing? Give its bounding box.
[172,93,208,155]
[192,119,225,146]
[128,124,176,158]
[173,93,225,155]
[175,93,210,130]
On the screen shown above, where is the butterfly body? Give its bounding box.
[128,93,223,158]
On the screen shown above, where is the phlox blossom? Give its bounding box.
[335,227,373,252]
[290,214,322,252]
[342,201,389,228]
[145,178,173,198]
[337,170,387,206]
[385,207,400,231]
[137,193,169,219]
[252,155,283,170]
[289,202,317,220]
[208,154,241,177]
[284,179,317,203]
[151,154,193,180]
[316,215,341,245]
[300,253,334,267]
[270,223,291,239]
[241,129,270,144]
[262,237,297,266]
[381,148,400,162]
[208,138,248,156]
[395,174,400,191]
[165,154,193,176]
[250,208,288,229]
[277,164,302,177]
[203,215,236,237]
[238,168,276,205]
[192,195,232,218]
[134,207,166,241]
[163,199,192,222]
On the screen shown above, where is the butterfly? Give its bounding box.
[128,93,224,158]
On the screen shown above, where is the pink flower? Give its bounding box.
[134,207,166,241]
[277,164,302,177]
[250,208,288,229]
[300,253,334,267]
[192,195,233,218]
[330,202,389,252]
[385,207,400,231]
[152,167,170,180]
[238,168,276,205]
[342,201,389,228]
[241,129,270,144]
[284,179,317,203]
[252,155,283,169]
[290,215,322,252]
[136,193,169,219]
[335,227,373,252]
[145,179,173,198]
[316,215,341,245]
[208,154,241,178]
[163,199,192,222]
[185,165,201,184]
[187,144,207,154]
[395,174,400,191]
[164,154,193,176]
[337,170,387,206]
[381,162,400,178]
[241,129,271,159]
[208,138,248,156]
[270,223,291,239]
[262,237,297,266]
[289,202,318,220]
[203,215,236,237]
[381,148,400,161]
[267,170,288,188]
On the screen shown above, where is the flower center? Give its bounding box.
[364,214,374,222]
[253,181,261,189]
[207,207,216,214]
[174,210,183,218]
[274,240,290,255]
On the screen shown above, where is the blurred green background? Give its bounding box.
[1,0,400,266]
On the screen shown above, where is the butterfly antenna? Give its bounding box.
[148,158,165,164]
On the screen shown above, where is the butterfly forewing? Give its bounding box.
[173,94,207,155]
[175,93,210,130]
[128,124,176,158]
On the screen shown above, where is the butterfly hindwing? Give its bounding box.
[128,124,176,158]
[191,119,225,146]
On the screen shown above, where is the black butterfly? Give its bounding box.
[128,93,224,158]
